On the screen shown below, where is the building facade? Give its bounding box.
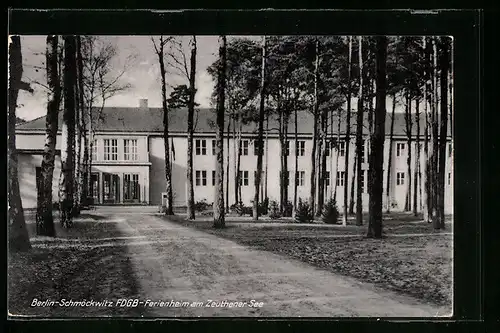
[16,99,454,213]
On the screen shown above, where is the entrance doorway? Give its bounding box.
[103,173,120,204]
[123,173,140,203]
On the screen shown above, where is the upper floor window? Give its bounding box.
[92,139,98,160]
[337,171,345,186]
[239,140,249,156]
[104,139,118,161]
[212,170,216,186]
[124,139,138,161]
[196,139,207,155]
[396,172,405,186]
[360,141,366,163]
[448,143,452,158]
[324,171,330,186]
[238,170,249,186]
[196,170,207,186]
[297,141,305,156]
[296,171,305,186]
[285,141,290,156]
[448,172,452,185]
[325,141,331,156]
[338,141,345,157]
[396,142,405,157]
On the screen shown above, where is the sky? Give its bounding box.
[16,35,224,121]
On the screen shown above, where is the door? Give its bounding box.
[91,173,99,204]
[103,173,120,204]
[124,173,140,202]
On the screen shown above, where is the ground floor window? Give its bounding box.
[396,172,405,186]
[196,170,207,186]
[124,173,140,201]
[91,173,99,203]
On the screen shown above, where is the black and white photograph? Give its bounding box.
[8,33,454,317]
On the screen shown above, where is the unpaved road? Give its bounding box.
[102,209,450,317]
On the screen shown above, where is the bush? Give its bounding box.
[322,198,340,224]
[158,205,168,214]
[268,200,281,219]
[294,198,314,223]
[230,201,252,216]
[250,197,269,216]
[194,199,211,212]
[283,201,293,217]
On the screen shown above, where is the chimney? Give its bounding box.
[139,99,148,109]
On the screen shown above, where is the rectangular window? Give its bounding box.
[239,140,249,156]
[254,140,264,156]
[285,141,290,156]
[297,141,305,156]
[325,171,330,186]
[196,170,207,186]
[92,139,98,160]
[448,172,451,185]
[361,170,365,192]
[325,141,330,156]
[295,171,305,186]
[396,142,405,157]
[212,170,216,186]
[195,139,207,155]
[212,140,216,155]
[238,170,249,186]
[124,139,138,161]
[336,171,345,186]
[396,172,405,186]
[124,173,140,201]
[448,143,452,158]
[104,139,118,161]
[339,141,345,157]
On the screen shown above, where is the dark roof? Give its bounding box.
[16,106,450,137]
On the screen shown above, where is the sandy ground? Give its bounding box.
[97,209,451,317]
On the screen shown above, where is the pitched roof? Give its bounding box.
[16,106,449,137]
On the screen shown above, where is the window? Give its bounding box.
[295,171,305,186]
[285,141,290,156]
[238,170,249,186]
[124,139,138,161]
[361,170,365,192]
[339,141,345,157]
[325,141,330,156]
[396,172,405,186]
[448,172,451,185]
[336,171,345,186]
[297,141,305,156]
[280,170,290,186]
[324,171,330,186]
[195,139,207,155]
[92,139,98,160]
[254,140,264,156]
[124,173,140,201]
[196,170,207,186]
[396,142,405,157]
[239,140,249,156]
[212,170,216,186]
[212,140,216,155]
[104,139,118,161]
[448,143,452,158]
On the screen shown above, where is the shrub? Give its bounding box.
[294,198,314,223]
[158,205,168,213]
[194,199,210,212]
[268,200,281,219]
[283,200,293,217]
[322,198,340,224]
[230,201,252,216]
[250,197,269,216]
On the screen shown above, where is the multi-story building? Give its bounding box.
[15,99,453,213]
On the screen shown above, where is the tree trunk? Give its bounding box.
[253,36,266,220]
[355,36,364,226]
[367,35,388,239]
[213,35,227,229]
[59,35,77,228]
[225,117,230,210]
[386,94,396,212]
[282,112,290,212]
[413,98,421,216]
[342,36,352,226]
[37,35,60,236]
[265,111,269,200]
[333,108,341,202]
[317,107,328,215]
[73,37,82,217]
[438,37,449,229]
[404,92,412,212]
[236,119,243,203]
[309,38,319,216]
[430,37,439,229]
[349,154,357,215]
[421,37,430,223]
[293,108,299,216]
[232,110,238,206]
[186,36,197,220]
[156,37,174,215]
[76,36,87,207]
[8,36,31,251]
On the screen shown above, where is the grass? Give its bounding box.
[8,213,143,317]
[164,211,453,306]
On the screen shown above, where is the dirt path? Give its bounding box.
[109,211,450,317]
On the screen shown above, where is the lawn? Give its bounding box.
[8,212,143,317]
[164,212,453,306]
